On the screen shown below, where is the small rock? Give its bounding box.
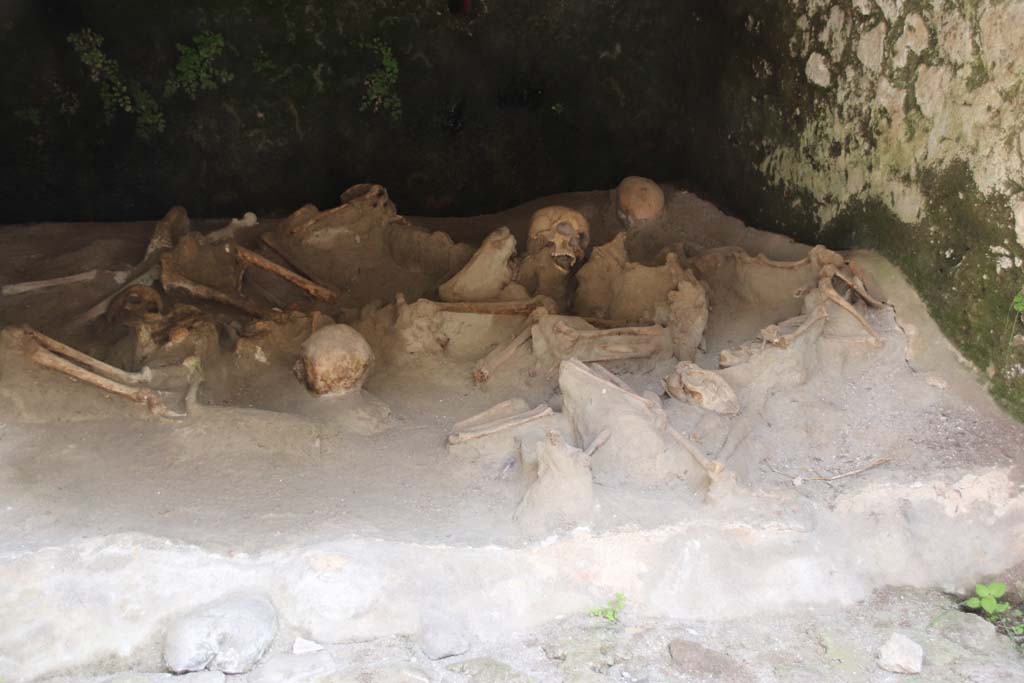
[805,52,831,87]
[417,621,471,660]
[248,651,337,683]
[163,595,278,674]
[877,633,923,674]
[292,636,325,654]
[668,639,750,678]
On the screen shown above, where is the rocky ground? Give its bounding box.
[39,589,1024,682]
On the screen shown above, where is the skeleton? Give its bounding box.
[575,234,710,361]
[560,359,716,489]
[513,206,591,311]
[264,184,474,307]
[514,430,595,535]
[439,227,525,302]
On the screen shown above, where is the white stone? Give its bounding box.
[877,633,924,674]
[857,22,887,72]
[417,620,472,660]
[292,636,325,654]
[915,64,953,119]
[248,651,338,683]
[806,53,831,87]
[1011,194,1024,249]
[937,12,973,65]
[163,595,278,674]
[980,2,1024,84]
[818,7,848,61]
[875,0,904,23]
[853,0,873,16]
[894,14,930,68]
[876,78,906,122]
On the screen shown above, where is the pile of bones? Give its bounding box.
[3,177,886,534]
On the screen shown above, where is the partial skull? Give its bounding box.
[527,206,591,272]
[297,324,374,395]
[614,176,665,229]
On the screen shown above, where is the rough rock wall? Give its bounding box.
[695,0,1024,419]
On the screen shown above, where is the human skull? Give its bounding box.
[527,206,590,272]
[296,324,374,396]
[614,176,665,229]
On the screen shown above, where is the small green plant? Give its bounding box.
[589,593,626,623]
[1013,291,1024,315]
[164,31,234,99]
[960,582,1024,648]
[360,38,401,122]
[963,582,1011,616]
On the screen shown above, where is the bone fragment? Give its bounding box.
[453,399,532,432]
[433,297,557,316]
[1,269,129,296]
[474,309,545,384]
[234,245,337,302]
[447,404,554,445]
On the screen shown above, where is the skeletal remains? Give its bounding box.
[3,178,887,526]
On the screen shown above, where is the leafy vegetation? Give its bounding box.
[359,38,402,121]
[67,28,166,139]
[590,593,627,623]
[961,582,1024,649]
[164,31,234,100]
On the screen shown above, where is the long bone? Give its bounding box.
[474,309,546,384]
[14,328,183,418]
[433,297,557,316]
[24,326,152,384]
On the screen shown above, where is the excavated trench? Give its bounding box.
[2,1,1024,680]
[1,181,1023,681]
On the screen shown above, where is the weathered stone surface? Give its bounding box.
[893,12,928,67]
[247,651,339,683]
[449,658,533,683]
[163,595,278,674]
[877,632,923,674]
[417,619,471,660]
[668,639,750,679]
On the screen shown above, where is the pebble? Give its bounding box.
[877,633,924,674]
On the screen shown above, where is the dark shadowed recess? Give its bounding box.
[0,1,768,225]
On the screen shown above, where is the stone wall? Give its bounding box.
[701,0,1024,418]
